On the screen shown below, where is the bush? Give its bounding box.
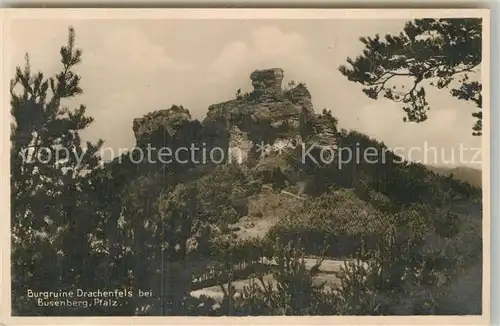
[266,189,385,258]
[219,239,337,316]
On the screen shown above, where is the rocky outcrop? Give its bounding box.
[308,110,339,148]
[133,105,193,143]
[132,105,204,170]
[203,68,316,164]
[131,68,333,170]
[228,125,254,164]
[250,68,284,95]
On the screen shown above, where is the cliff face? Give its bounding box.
[203,68,316,164]
[132,105,204,170]
[131,68,330,167]
[133,105,203,147]
[250,68,284,94]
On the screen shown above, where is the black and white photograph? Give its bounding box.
[2,8,490,320]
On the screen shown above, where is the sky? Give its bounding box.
[7,18,483,168]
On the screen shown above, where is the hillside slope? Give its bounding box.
[428,165,482,188]
[122,68,483,315]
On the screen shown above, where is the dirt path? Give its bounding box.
[197,196,484,313]
[190,259,343,302]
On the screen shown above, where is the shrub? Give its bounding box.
[221,239,337,315]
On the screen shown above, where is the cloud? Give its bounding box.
[249,26,306,57]
[200,25,334,103]
[68,25,196,150]
[85,27,193,72]
[206,41,249,79]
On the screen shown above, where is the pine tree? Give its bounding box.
[339,18,482,135]
[11,27,104,315]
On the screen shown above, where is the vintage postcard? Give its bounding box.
[0,8,491,325]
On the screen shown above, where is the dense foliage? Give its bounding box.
[339,18,482,135]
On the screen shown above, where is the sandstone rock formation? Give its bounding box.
[132,105,204,170]
[228,125,254,165]
[203,68,316,164]
[250,68,284,95]
[131,68,332,169]
[132,105,198,146]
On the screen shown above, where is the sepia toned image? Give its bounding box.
[1,9,490,322]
